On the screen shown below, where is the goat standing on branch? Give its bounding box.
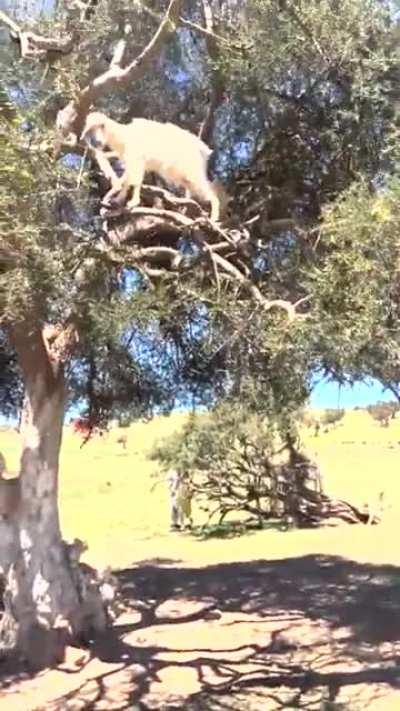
[81,111,221,221]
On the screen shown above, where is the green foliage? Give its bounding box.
[0,104,93,322]
[0,331,23,418]
[218,0,398,221]
[151,402,321,525]
[2,0,400,428]
[305,179,400,394]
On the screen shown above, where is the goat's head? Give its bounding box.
[81,111,108,148]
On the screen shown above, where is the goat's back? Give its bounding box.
[125,119,212,173]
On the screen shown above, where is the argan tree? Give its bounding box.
[1,0,400,668]
[367,401,398,427]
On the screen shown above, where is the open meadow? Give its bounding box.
[3,408,400,568]
[1,409,400,710]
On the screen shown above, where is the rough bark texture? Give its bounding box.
[0,323,107,670]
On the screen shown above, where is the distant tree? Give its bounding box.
[152,403,373,529]
[367,402,398,427]
[321,409,345,428]
[1,0,400,668]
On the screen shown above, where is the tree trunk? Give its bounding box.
[1,322,106,670]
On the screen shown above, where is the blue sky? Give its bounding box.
[0,378,394,427]
[310,378,395,409]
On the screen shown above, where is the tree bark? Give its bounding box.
[0,322,105,670]
[198,0,226,146]
[55,0,185,145]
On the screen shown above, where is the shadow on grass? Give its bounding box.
[192,519,287,540]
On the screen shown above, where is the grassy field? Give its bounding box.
[1,408,399,570]
[2,409,400,710]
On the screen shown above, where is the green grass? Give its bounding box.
[1,409,400,570]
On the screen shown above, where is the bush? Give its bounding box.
[321,408,345,428]
[150,404,323,527]
[367,401,398,427]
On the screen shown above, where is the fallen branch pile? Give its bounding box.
[192,448,379,529]
[291,490,378,527]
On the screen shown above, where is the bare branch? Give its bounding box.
[131,245,180,264]
[42,321,80,363]
[19,32,74,59]
[70,1,98,23]
[179,17,228,45]
[110,23,132,67]
[56,0,185,145]
[142,186,202,216]
[0,10,20,36]
[198,0,226,146]
[0,10,74,60]
[205,244,221,294]
[98,193,309,322]
[107,205,194,228]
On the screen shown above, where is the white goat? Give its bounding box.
[82,111,221,221]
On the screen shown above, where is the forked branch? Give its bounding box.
[56,0,185,146]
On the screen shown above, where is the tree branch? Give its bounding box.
[198,0,226,146]
[0,10,20,36]
[42,322,80,364]
[9,322,60,396]
[93,184,307,323]
[110,22,132,67]
[0,10,74,60]
[70,1,98,23]
[280,1,329,65]
[104,205,194,228]
[55,0,185,146]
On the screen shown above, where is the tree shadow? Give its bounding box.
[192,520,284,540]
[117,554,400,644]
[99,555,400,708]
[3,554,400,709]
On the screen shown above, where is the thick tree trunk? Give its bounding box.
[0,323,106,670]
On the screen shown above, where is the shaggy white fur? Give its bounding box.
[82,111,221,220]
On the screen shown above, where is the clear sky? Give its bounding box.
[310,377,395,409]
[0,378,395,428]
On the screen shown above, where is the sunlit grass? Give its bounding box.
[1,408,399,570]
